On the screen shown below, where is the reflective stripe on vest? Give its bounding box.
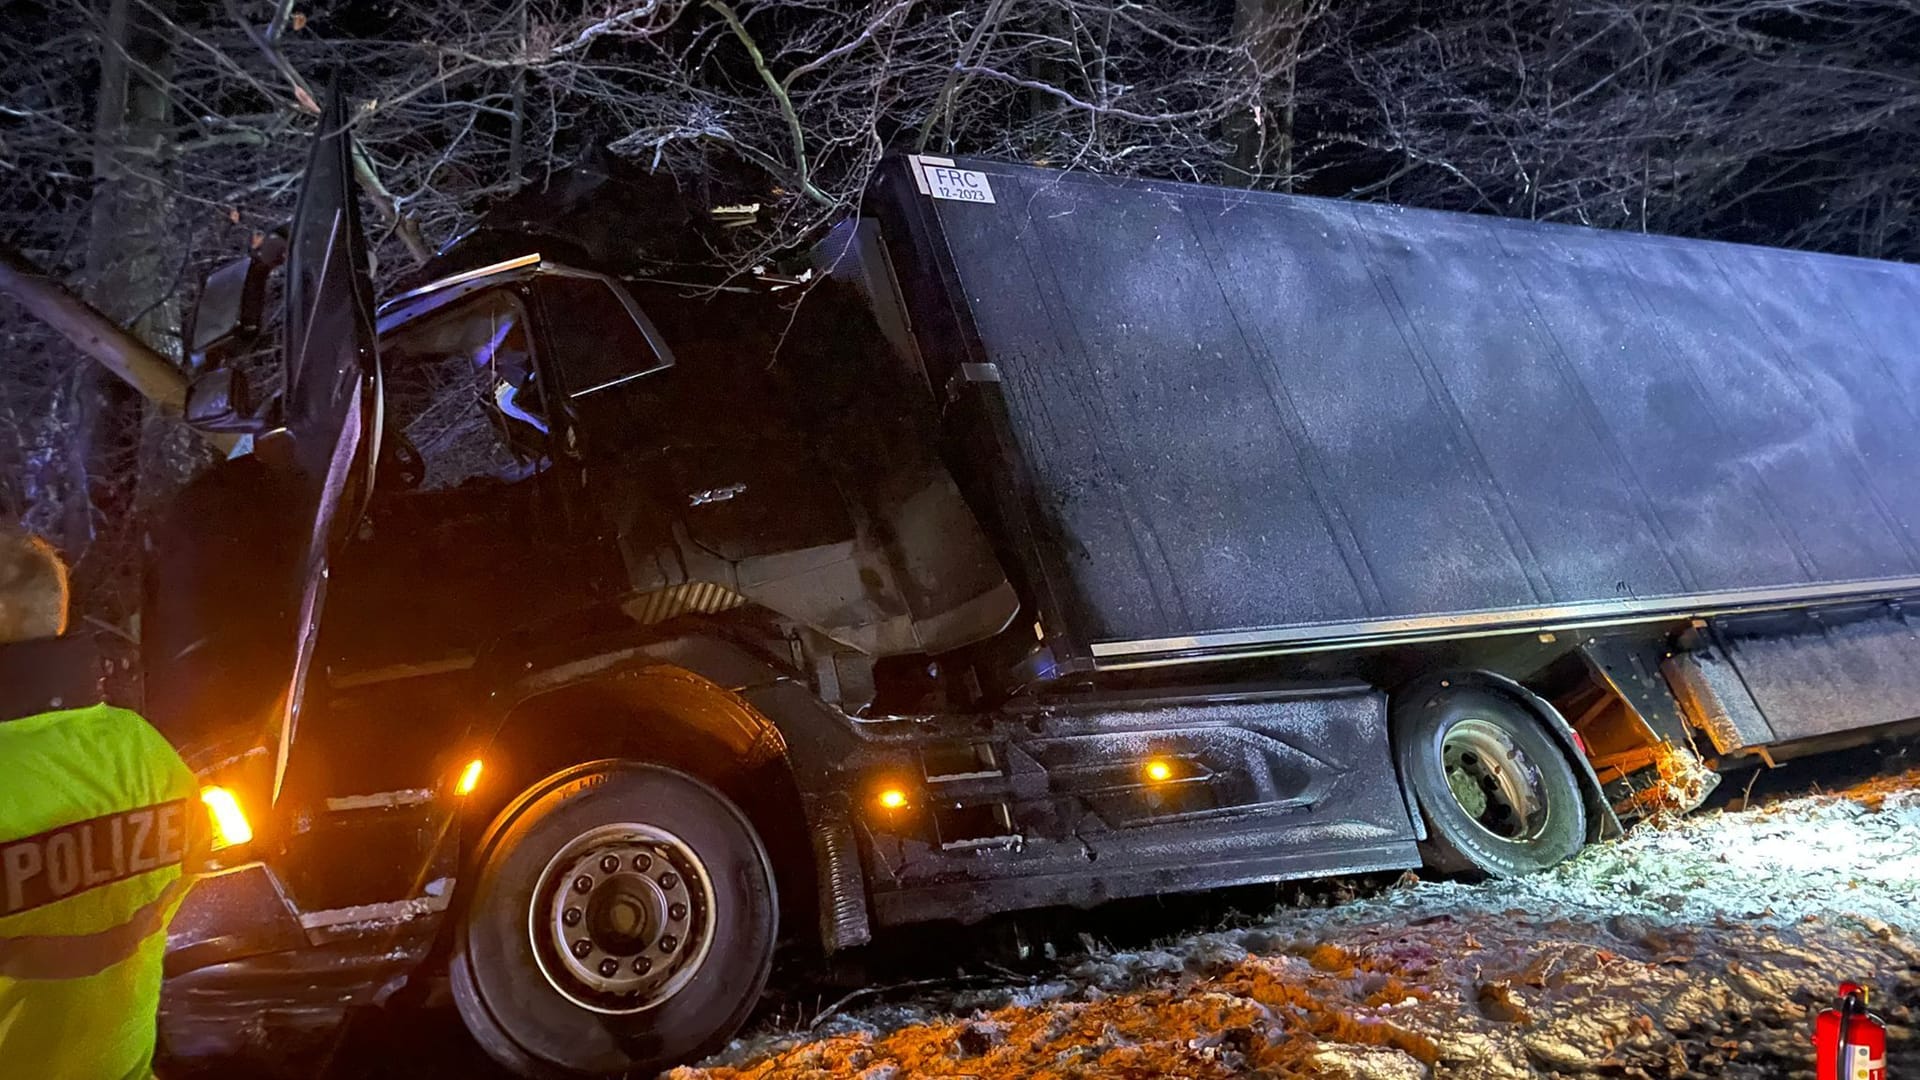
[0,873,188,980]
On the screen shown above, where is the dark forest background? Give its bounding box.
[2,0,1916,622]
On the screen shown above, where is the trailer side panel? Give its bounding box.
[873,158,1920,662]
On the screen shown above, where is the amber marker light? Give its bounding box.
[1143,758,1174,783]
[455,758,484,796]
[876,786,909,811]
[201,786,254,850]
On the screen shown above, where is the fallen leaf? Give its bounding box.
[1476,980,1532,1025]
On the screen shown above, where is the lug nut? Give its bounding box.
[598,958,619,977]
[669,902,687,921]
[563,907,582,927]
[659,871,679,889]
[571,939,593,959]
[632,852,652,872]
[632,957,652,975]
[599,855,620,874]
[572,875,593,894]
[659,935,678,953]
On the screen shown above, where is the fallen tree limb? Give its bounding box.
[0,243,188,412]
[0,243,234,451]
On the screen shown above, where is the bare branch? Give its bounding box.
[705,0,834,207]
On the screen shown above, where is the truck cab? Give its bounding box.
[152,91,1030,1074]
[334,249,1015,683]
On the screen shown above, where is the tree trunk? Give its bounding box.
[1026,5,1071,154]
[508,0,527,191]
[1227,0,1302,189]
[73,0,176,613]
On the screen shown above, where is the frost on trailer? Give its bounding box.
[874,156,1920,668]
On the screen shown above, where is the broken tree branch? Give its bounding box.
[350,139,433,263]
[0,244,235,451]
[0,244,187,414]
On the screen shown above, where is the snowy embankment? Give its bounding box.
[678,769,1920,1079]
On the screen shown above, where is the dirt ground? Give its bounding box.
[671,758,1920,1080]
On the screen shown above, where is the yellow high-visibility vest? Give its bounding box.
[0,705,197,1080]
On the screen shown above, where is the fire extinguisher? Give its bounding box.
[1814,982,1888,1080]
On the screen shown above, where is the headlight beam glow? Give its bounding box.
[455,757,484,796]
[201,785,254,850]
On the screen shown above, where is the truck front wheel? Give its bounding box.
[451,761,777,1077]
[1393,685,1586,877]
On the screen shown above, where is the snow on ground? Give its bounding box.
[676,768,1920,1079]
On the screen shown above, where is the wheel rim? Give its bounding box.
[528,822,717,1014]
[1440,717,1549,842]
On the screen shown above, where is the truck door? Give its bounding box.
[281,282,607,928]
[139,84,380,799]
[323,282,610,674]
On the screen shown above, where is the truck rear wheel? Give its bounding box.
[451,761,777,1077]
[1393,684,1586,877]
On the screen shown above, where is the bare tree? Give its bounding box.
[1227,0,1321,188]
[1327,0,1919,253]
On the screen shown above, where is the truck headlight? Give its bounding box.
[200,785,254,850]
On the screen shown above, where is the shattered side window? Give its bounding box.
[381,289,548,490]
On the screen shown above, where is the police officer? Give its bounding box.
[0,526,198,1080]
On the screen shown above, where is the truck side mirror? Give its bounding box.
[184,244,278,374]
[184,367,272,435]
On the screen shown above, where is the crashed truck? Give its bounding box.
[28,89,1920,1075]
